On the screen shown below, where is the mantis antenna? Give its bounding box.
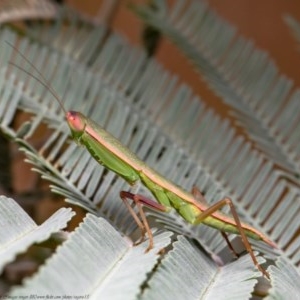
[6,41,67,115]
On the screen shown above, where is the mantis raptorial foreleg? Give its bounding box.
[120,191,167,252]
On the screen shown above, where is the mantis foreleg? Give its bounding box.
[120,191,167,252]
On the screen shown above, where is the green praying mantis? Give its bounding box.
[8,42,275,279]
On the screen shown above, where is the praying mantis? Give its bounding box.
[8,42,275,279]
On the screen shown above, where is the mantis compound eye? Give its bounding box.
[66,111,86,132]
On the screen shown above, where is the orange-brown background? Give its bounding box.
[67,0,300,110]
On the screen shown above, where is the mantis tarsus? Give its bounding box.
[8,42,275,279]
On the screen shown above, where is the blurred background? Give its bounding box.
[67,0,300,107]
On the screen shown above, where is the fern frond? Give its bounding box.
[1,27,299,267]
[0,0,57,24]
[0,195,74,273]
[142,236,263,300]
[9,214,172,299]
[132,0,300,179]
[284,15,300,50]
[266,257,300,299]
[20,4,108,64]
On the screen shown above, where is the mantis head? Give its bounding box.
[66,111,86,141]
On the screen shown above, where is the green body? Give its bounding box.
[68,112,267,243]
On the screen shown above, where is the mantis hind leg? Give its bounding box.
[120,191,167,252]
[192,186,239,258]
[194,196,269,278]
